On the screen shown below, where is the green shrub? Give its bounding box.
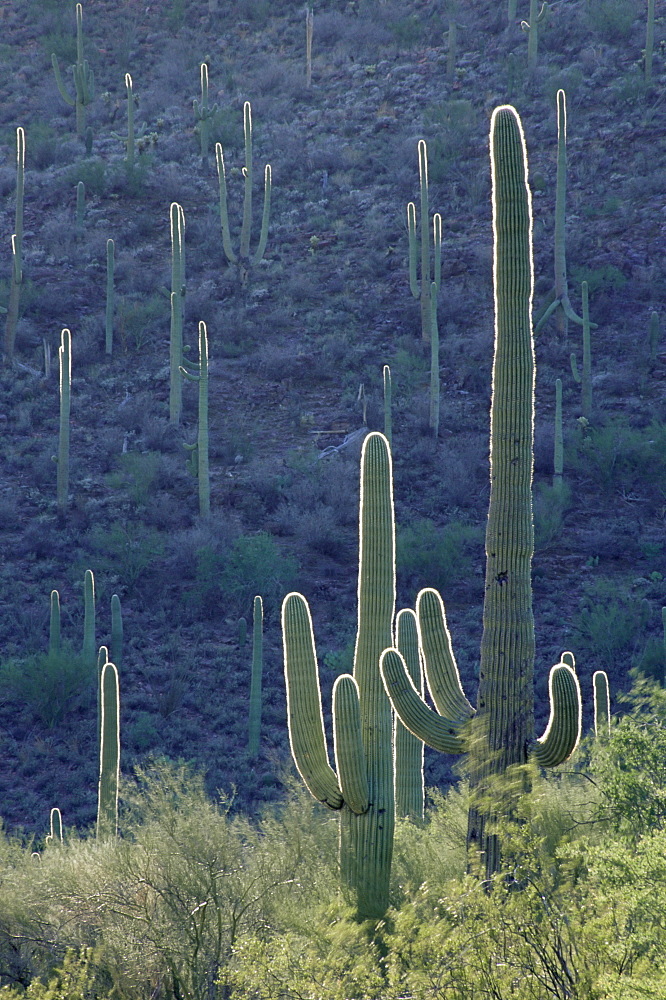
[585,0,635,41]
[86,521,165,592]
[106,451,163,506]
[571,579,650,667]
[0,645,94,728]
[397,517,481,596]
[219,533,299,618]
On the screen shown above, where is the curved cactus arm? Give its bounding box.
[282,592,343,809]
[531,663,581,767]
[394,609,424,821]
[380,648,465,754]
[593,670,611,738]
[252,164,272,265]
[416,588,475,724]
[333,675,369,815]
[51,54,76,106]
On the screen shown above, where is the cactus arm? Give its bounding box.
[49,589,61,656]
[407,202,418,298]
[380,649,465,754]
[416,588,475,724]
[240,101,253,260]
[282,592,343,809]
[333,675,369,815]
[248,595,263,756]
[252,164,271,265]
[215,143,238,265]
[531,662,581,767]
[394,609,425,821]
[52,53,76,106]
[97,662,120,839]
[56,329,71,512]
[593,670,611,738]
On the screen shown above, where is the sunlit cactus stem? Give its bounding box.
[593,670,610,738]
[180,321,210,516]
[83,569,96,671]
[248,596,263,757]
[49,589,61,656]
[111,74,144,164]
[393,610,424,822]
[383,364,392,446]
[553,377,563,491]
[193,62,218,163]
[4,126,25,363]
[97,662,120,840]
[105,239,115,355]
[45,807,63,846]
[56,329,71,513]
[169,203,186,424]
[407,140,442,343]
[51,3,94,137]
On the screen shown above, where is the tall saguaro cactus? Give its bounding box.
[51,3,94,137]
[381,107,581,881]
[4,126,25,363]
[283,432,396,920]
[180,320,210,516]
[193,63,218,163]
[215,101,271,281]
[56,329,71,513]
[105,239,115,356]
[169,202,186,424]
[83,568,96,672]
[407,139,442,343]
[97,661,120,840]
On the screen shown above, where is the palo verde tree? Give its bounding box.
[381,106,582,881]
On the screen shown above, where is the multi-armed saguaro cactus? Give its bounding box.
[180,320,210,516]
[570,280,592,416]
[51,3,94,138]
[282,431,396,920]
[193,63,218,163]
[97,660,120,840]
[215,101,271,282]
[248,595,263,757]
[4,126,25,363]
[407,139,442,344]
[381,106,581,881]
[55,329,71,513]
[169,202,186,424]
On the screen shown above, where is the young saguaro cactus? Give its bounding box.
[407,140,442,343]
[215,101,271,281]
[105,239,115,356]
[111,74,144,165]
[3,126,25,363]
[381,107,582,881]
[97,661,120,840]
[49,589,61,657]
[283,431,396,920]
[55,329,71,513]
[83,568,96,672]
[45,807,63,846]
[51,3,94,138]
[180,320,210,516]
[193,63,218,163]
[593,670,611,738]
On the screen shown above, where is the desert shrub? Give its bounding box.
[570,578,650,667]
[0,644,95,728]
[86,521,165,592]
[397,518,481,596]
[585,0,636,41]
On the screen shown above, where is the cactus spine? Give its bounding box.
[180,321,210,516]
[381,107,581,880]
[111,594,123,671]
[407,140,442,343]
[97,661,120,840]
[169,203,186,424]
[193,63,218,163]
[49,589,61,656]
[570,281,592,416]
[593,670,610,738]
[56,329,71,513]
[51,3,94,137]
[394,610,424,822]
[248,595,263,757]
[105,239,114,355]
[283,432,395,920]
[3,126,25,363]
[215,101,271,280]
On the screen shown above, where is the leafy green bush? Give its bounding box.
[397,517,481,596]
[0,645,94,728]
[585,0,635,41]
[570,579,650,667]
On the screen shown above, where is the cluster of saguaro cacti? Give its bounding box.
[248,596,263,757]
[282,431,396,921]
[180,321,211,516]
[3,126,25,363]
[216,101,271,282]
[193,63,218,163]
[51,3,94,138]
[381,106,582,881]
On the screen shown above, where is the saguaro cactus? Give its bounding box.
[381,107,581,880]
[45,807,63,845]
[4,126,25,363]
[105,239,115,355]
[169,202,186,424]
[56,329,71,513]
[193,63,218,163]
[407,140,442,343]
[83,569,96,671]
[97,661,120,840]
[51,3,94,137]
[553,377,563,492]
[283,431,395,920]
[49,589,61,656]
[521,0,547,70]
[248,595,263,757]
[593,670,610,738]
[215,101,271,280]
[570,281,592,416]
[394,610,425,822]
[111,594,123,670]
[180,320,210,516]
[111,74,144,164]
